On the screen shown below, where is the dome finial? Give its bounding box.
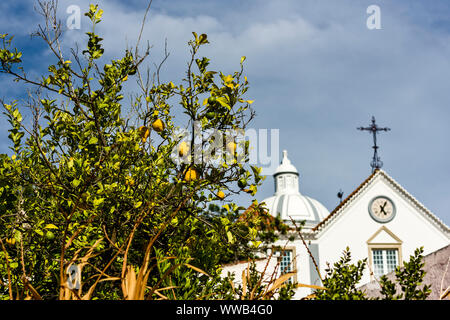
[281,150,291,165]
[274,149,298,176]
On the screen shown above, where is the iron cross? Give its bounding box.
[357,116,391,172]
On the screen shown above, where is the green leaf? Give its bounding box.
[216,97,230,109]
[95,9,104,21]
[72,179,81,188]
[198,33,208,44]
[89,136,98,145]
[226,231,234,243]
[93,198,104,207]
[67,158,74,169]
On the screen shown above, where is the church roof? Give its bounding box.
[263,194,328,228]
[312,169,450,236]
[312,169,378,232]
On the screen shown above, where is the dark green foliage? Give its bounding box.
[379,247,431,300]
[314,247,368,300]
[315,246,432,300]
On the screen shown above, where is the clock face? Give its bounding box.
[369,196,396,223]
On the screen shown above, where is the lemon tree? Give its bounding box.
[0,3,268,300]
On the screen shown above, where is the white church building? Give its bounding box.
[222,150,450,298]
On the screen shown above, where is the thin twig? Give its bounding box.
[135,0,153,59]
[289,217,322,281]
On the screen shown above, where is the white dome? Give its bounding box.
[261,150,329,228]
[262,194,329,228]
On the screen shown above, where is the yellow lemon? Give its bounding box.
[6,238,15,246]
[152,119,164,132]
[184,168,198,182]
[226,141,237,154]
[178,141,189,157]
[139,125,150,142]
[217,190,225,200]
[125,178,135,186]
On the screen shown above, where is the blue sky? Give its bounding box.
[1,0,450,225]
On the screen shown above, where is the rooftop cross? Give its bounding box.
[357,116,391,172]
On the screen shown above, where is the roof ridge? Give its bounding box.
[378,170,450,234]
[312,169,379,232]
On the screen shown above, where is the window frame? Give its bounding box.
[366,226,403,280]
[371,248,399,277]
[272,246,297,284]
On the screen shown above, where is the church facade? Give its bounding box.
[222,150,450,298]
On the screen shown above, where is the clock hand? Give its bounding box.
[379,201,388,215]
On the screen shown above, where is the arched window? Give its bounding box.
[286,175,293,188]
[278,176,285,190]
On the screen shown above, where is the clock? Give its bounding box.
[368,196,396,223]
